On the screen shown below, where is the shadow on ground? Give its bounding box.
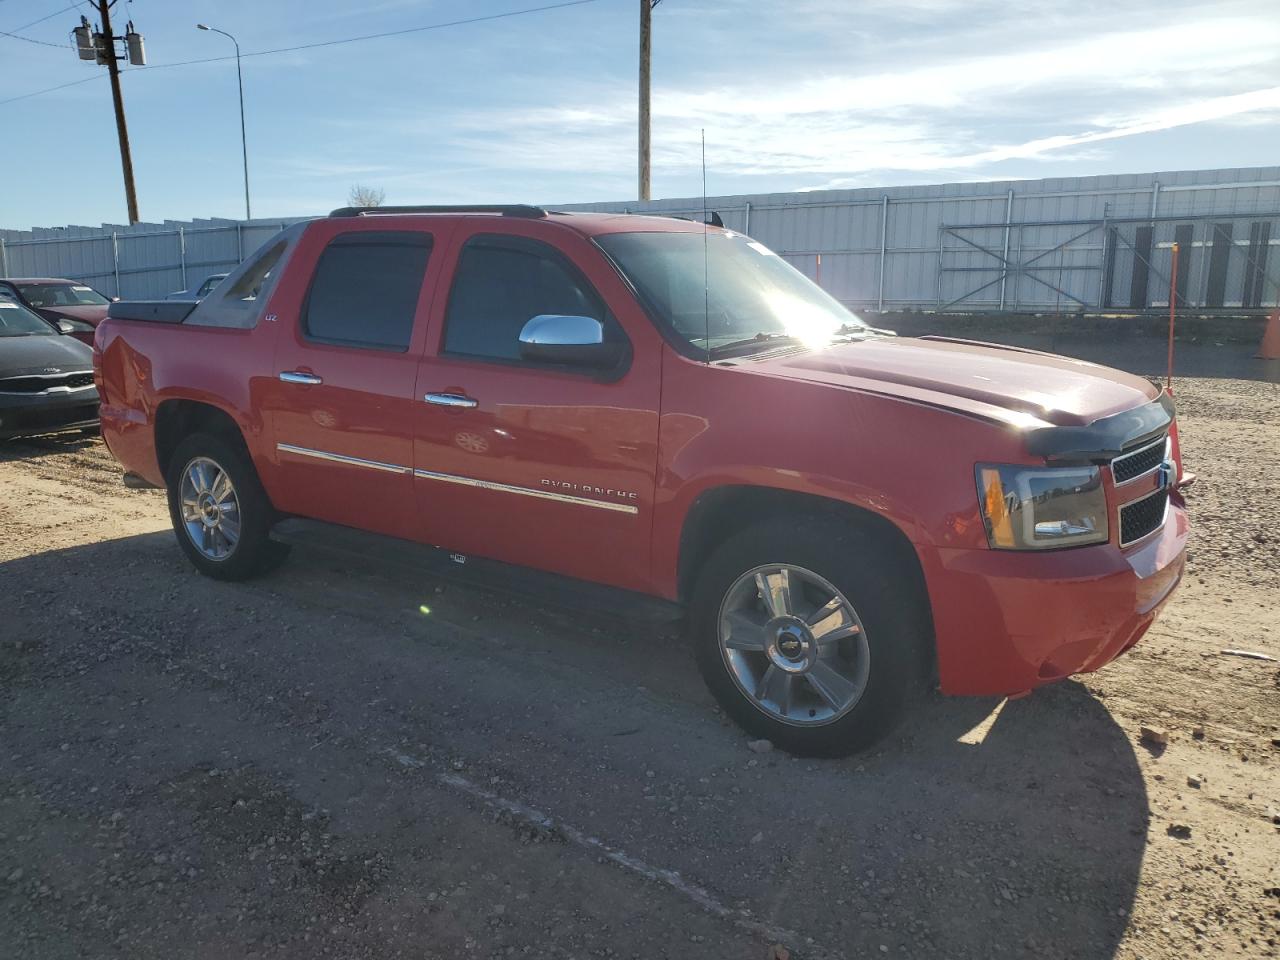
[0,434,101,462]
[1,531,1149,959]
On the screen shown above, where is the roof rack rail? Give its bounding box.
[328,204,547,219]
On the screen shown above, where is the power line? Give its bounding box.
[0,2,81,46]
[10,3,82,32]
[1,0,606,106]
[140,0,605,72]
[0,28,66,47]
[0,73,102,106]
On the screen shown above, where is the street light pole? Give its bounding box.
[197,24,251,220]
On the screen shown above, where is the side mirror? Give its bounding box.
[518,314,622,367]
[56,319,75,335]
[111,296,121,302]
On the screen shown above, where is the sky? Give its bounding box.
[1,0,1278,229]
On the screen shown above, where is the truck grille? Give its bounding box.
[0,372,95,393]
[1119,488,1168,546]
[1111,435,1167,484]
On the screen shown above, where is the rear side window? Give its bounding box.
[304,231,432,351]
[444,235,608,362]
[224,241,285,302]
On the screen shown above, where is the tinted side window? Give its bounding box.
[444,236,607,361]
[304,232,432,351]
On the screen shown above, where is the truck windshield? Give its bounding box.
[0,299,56,336]
[17,282,110,307]
[597,230,866,358]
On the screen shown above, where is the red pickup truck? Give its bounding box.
[94,205,1189,755]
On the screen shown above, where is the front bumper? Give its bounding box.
[0,389,99,439]
[925,495,1188,696]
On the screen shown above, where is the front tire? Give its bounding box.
[690,515,930,757]
[165,432,289,581]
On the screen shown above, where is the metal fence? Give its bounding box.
[0,219,303,301]
[3,166,1278,311]
[564,166,1280,313]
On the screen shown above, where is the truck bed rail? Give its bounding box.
[106,301,198,324]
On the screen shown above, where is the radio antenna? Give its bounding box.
[701,128,710,363]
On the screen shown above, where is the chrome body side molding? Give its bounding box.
[413,468,639,514]
[274,442,640,514]
[276,442,410,475]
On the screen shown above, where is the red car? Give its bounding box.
[0,277,112,346]
[92,206,1189,755]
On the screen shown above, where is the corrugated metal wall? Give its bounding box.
[3,166,1278,310]
[0,218,305,300]
[563,166,1280,311]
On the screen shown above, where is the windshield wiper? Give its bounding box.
[709,332,799,357]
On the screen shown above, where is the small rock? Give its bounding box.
[1167,823,1192,839]
[1140,726,1169,747]
[1187,775,1203,789]
[768,946,791,960]
[1192,726,1205,740]
[747,739,774,754]
[750,831,764,844]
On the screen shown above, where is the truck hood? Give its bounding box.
[0,333,94,377]
[751,335,1159,428]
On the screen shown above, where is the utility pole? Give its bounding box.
[75,3,145,224]
[638,0,657,202]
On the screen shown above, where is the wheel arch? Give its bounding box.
[154,398,252,481]
[676,484,934,656]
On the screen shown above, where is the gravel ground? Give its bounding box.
[0,374,1277,959]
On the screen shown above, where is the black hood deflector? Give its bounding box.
[1026,391,1175,463]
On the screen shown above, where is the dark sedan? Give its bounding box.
[0,297,99,439]
[0,277,112,346]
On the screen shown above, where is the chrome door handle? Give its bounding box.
[280,371,323,385]
[424,392,478,409]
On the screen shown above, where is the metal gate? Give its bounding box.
[937,210,1279,312]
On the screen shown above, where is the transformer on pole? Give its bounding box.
[73,5,146,223]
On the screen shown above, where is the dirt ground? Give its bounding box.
[1,374,1277,959]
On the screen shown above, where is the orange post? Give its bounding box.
[815,253,822,287]
[1258,308,1280,360]
[1166,242,1179,390]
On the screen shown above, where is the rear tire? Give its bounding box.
[690,515,930,757]
[165,432,289,581]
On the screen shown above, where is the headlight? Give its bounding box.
[976,464,1108,550]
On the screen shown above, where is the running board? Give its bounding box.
[270,518,685,625]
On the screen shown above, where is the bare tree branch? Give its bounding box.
[348,184,386,208]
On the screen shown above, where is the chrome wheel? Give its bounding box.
[178,456,240,561]
[718,564,870,726]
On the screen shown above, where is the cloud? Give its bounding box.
[967,87,1280,164]
[417,10,1280,187]
[233,0,1280,212]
